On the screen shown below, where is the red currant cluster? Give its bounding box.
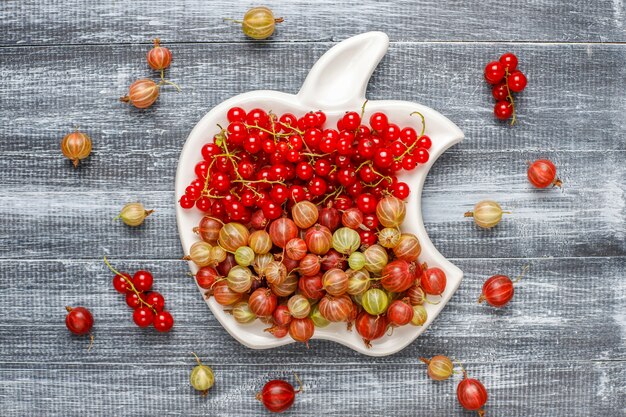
[105,258,174,332]
[178,107,432,223]
[484,52,527,124]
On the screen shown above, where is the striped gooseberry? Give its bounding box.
[270,273,298,297]
[464,200,509,229]
[341,207,363,229]
[378,227,401,249]
[234,246,255,267]
[411,305,428,326]
[298,273,324,300]
[195,266,219,290]
[528,159,561,188]
[331,227,361,255]
[186,241,212,267]
[299,254,321,276]
[348,251,366,270]
[381,260,416,293]
[146,38,172,71]
[375,196,406,228]
[285,238,308,261]
[355,311,388,348]
[289,317,315,345]
[322,268,349,296]
[309,304,330,328]
[407,285,427,305]
[361,288,389,315]
[291,201,319,229]
[421,267,447,296]
[227,266,254,293]
[212,281,243,306]
[318,206,341,231]
[232,301,257,324]
[318,294,353,322]
[387,299,414,326]
[253,253,273,276]
[287,294,311,319]
[218,222,250,251]
[248,230,272,254]
[269,218,298,248]
[346,269,371,295]
[457,371,488,416]
[304,224,333,255]
[195,216,222,244]
[61,130,92,168]
[420,355,454,381]
[265,261,287,285]
[249,288,278,317]
[363,244,388,273]
[272,305,292,326]
[393,233,421,262]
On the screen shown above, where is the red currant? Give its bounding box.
[374,149,393,169]
[246,108,269,128]
[262,201,282,220]
[484,61,505,84]
[133,271,153,292]
[112,272,132,293]
[359,229,378,247]
[238,161,255,180]
[369,112,388,131]
[126,292,146,309]
[342,111,361,130]
[210,173,231,192]
[195,196,212,212]
[357,138,376,159]
[296,162,314,180]
[302,112,319,129]
[362,214,379,230]
[185,185,201,200]
[346,181,363,197]
[356,193,378,214]
[392,182,410,199]
[492,83,508,101]
[494,101,513,120]
[145,292,165,312]
[133,306,154,327]
[244,134,262,154]
[279,113,298,132]
[507,71,527,93]
[499,53,518,72]
[400,127,417,145]
[337,168,357,187]
[391,141,407,157]
[334,194,353,210]
[201,143,220,161]
[304,128,323,149]
[402,155,417,170]
[314,110,326,126]
[227,106,246,123]
[179,195,194,209]
[415,148,430,164]
[383,124,401,142]
[309,177,327,196]
[314,158,332,177]
[358,165,378,182]
[153,311,174,332]
[417,135,432,150]
[194,160,210,179]
[289,185,306,202]
[270,184,289,204]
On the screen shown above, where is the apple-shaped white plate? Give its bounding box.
[176,32,464,356]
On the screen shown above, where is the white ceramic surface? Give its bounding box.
[175,32,464,356]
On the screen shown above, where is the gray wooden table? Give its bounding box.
[1,1,624,416]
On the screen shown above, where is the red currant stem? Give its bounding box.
[293,372,304,394]
[355,160,371,172]
[244,124,291,138]
[395,111,427,161]
[103,257,156,313]
[316,186,343,206]
[302,152,330,158]
[513,265,530,283]
[359,100,369,123]
[157,78,181,92]
[504,68,516,126]
[233,178,284,185]
[278,122,305,136]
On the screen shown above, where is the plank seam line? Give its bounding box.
[1,40,626,49]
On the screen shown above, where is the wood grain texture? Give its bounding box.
[0,258,624,364]
[1,0,625,415]
[1,43,624,159]
[1,0,625,45]
[0,362,623,417]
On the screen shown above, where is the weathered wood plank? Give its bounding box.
[2,149,623,260]
[0,258,623,364]
[0,361,623,416]
[1,0,625,45]
[0,43,624,164]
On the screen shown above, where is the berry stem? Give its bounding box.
[395,111,426,161]
[504,68,516,126]
[513,265,530,283]
[103,257,156,313]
